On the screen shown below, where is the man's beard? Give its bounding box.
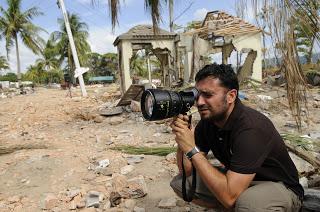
[199,96,228,122]
[200,106,228,122]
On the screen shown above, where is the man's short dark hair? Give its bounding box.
[195,63,239,92]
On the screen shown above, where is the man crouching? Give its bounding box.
[170,63,303,211]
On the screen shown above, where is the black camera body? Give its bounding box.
[140,88,198,121]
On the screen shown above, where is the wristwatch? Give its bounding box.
[185,146,200,160]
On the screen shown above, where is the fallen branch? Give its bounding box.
[285,141,320,169]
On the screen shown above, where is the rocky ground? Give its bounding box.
[0,84,319,212]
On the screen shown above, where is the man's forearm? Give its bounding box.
[176,146,192,176]
[189,152,255,209]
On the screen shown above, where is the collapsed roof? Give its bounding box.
[185,10,261,39]
[113,25,176,46]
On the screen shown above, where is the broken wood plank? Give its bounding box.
[116,84,145,106]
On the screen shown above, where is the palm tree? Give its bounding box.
[294,0,319,63]
[24,64,43,84]
[0,55,10,71]
[35,39,59,72]
[130,52,147,78]
[51,13,91,82]
[0,0,45,81]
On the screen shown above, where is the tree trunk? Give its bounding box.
[14,35,21,82]
[307,36,315,64]
[169,0,173,32]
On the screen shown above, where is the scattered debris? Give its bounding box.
[0,84,319,211]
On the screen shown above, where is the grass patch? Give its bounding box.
[111,145,176,156]
[0,144,48,156]
[281,133,320,151]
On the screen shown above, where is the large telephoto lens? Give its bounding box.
[141,88,198,121]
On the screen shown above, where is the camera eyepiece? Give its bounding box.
[141,88,198,121]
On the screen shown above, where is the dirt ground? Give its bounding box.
[0,84,319,212]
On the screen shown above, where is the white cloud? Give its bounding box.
[76,0,108,6]
[125,20,152,29]
[193,8,208,21]
[88,27,117,54]
[76,0,94,5]
[118,0,144,8]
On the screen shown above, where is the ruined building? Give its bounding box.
[114,11,262,93]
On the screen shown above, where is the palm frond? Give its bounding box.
[250,0,319,130]
[145,0,163,34]
[108,0,120,31]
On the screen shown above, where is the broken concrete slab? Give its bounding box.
[85,191,104,208]
[126,156,144,165]
[99,107,124,116]
[158,197,177,208]
[121,165,135,175]
[40,193,59,210]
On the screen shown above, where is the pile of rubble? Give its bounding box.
[0,81,35,98]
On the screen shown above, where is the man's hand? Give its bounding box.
[170,114,195,154]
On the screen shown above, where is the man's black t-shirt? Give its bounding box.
[195,99,304,199]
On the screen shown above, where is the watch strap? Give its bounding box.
[185,146,200,160]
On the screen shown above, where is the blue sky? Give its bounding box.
[0,0,252,73]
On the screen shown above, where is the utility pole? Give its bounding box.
[169,0,173,32]
[57,0,88,97]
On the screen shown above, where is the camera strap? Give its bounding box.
[181,114,197,202]
[181,156,197,202]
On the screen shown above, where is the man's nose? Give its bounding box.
[196,95,205,106]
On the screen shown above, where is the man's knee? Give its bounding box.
[235,182,301,212]
[170,174,222,209]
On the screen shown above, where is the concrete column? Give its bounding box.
[147,55,152,83]
[222,43,234,65]
[120,41,133,92]
[183,48,189,83]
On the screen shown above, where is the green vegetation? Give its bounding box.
[0,55,9,71]
[294,0,319,64]
[0,72,17,81]
[129,50,161,79]
[23,65,63,84]
[86,52,118,78]
[111,145,176,156]
[130,53,147,78]
[281,133,320,151]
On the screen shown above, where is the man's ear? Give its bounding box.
[227,89,237,103]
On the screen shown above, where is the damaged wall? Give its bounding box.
[177,34,212,83]
[177,32,262,83]
[232,32,262,82]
